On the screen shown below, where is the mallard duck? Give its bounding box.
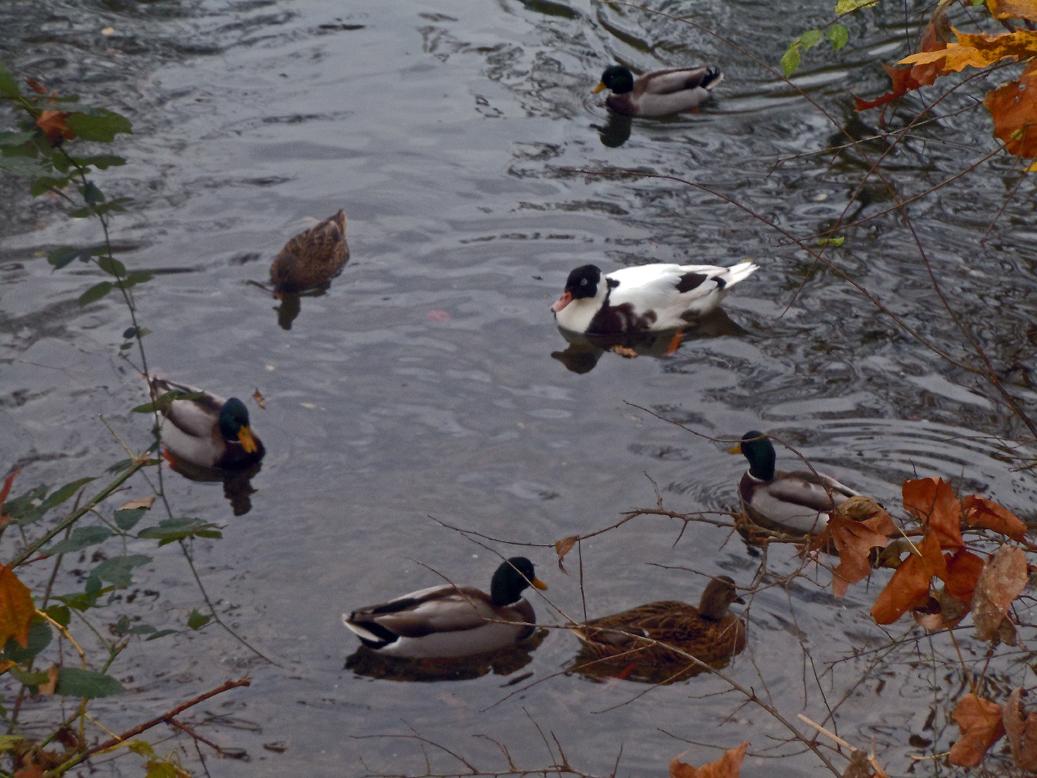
[593,64,723,117]
[573,576,746,678]
[342,557,547,659]
[269,209,349,294]
[732,430,860,535]
[147,377,264,471]
[551,262,757,335]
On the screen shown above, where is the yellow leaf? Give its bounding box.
[669,742,749,778]
[987,0,1037,21]
[899,28,1037,73]
[0,566,34,648]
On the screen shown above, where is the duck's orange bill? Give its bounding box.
[551,291,573,313]
[592,82,607,94]
[532,577,548,591]
[727,443,742,454]
[238,426,258,454]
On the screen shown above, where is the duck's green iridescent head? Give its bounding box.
[490,557,547,606]
[733,430,775,481]
[593,65,635,95]
[218,398,258,454]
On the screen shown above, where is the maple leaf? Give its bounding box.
[972,545,1028,642]
[669,742,748,778]
[902,477,961,549]
[985,65,1037,159]
[0,565,34,648]
[854,9,948,110]
[1003,688,1037,771]
[821,510,896,597]
[36,110,74,145]
[987,0,1037,21]
[949,693,1005,767]
[962,495,1027,540]
[871,533,943,625]
[943,547,985,603]
[899,28,1037,73]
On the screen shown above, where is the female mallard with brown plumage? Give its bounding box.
[147,376,264,471]
[733,430,860,536]
[342,557,547,659]
[592,64,723,118]
[269,209,349,294]
[572,576,746,682]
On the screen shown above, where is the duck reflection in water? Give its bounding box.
[595,112,633,147]
[162,455,262,517]
[552,308,746,374]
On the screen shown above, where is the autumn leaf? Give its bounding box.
[24,77,47,95]
[821,510,896,597]
[36,110,74,145]
[902,477,961,549]
[669,742,748,778]
[913,588,969,631]
[962,495,1027,541]
[38,665,59,696]
[0,468,18,527]
[1003,688,1037,771]
[118,495,155,512]
[987,0,1037,21]
[899,28,1037,73]
[0,565,34,648]
[972,545,1028,642]
[985,65,1037,159]
[943,547,985,603]
[554,535,578,571]
[949,693,1005,767]
[871,533,943,625]
[854,9,948,110]
[252,387,266,410]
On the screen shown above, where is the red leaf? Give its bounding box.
[36,110,74,145]
[871,533,942,625]
[943,548,985,603]
[902,477,961,549]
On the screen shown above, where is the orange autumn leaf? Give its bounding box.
[1003,688,1037,771]
[823,512,896,598]
[972,545,1028,642]
[899,28,1037,73]
[554,535,578,571]
[669,742,748,778]
[871,533,943,624]
[987,0,1037,21]
[902,477,961,549]
[0,468,17,527]
[854,10,948,110]
[944,548,985,603]
[24,77,47,95]
[985,65,1037,159]
[962,495,1028,541]
[949,693,1006,767]
[36,110,74,144]
[0,565,34,648]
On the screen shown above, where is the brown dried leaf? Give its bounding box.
[943,548,985,603]
[554,535,578,572]
[912,588,968,631]
[854,9,948,110]
[986,65,1037,160]
[1003,688,1037,771]
[118,495,155,512]
[37,665,59,696]
[963,495,1027,540]
[669,742,748,778]
[823,510,896,598]
[987,0,1037,21]
[973,545,1028,642]
[902,477,961,549]
[871,533,942,625]
[252,388,267,410]
[0,566,34,648]
[24,77,48,95]
[35,110,74,145]
[949,693,1005,767]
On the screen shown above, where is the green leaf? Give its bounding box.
[144,629,177,641]
[48,244,103,269]
[76,153,126,170]
[55,667,123,698]
[0,735,26,753]
[10,668,50,686]
[38,477,95,514]
[65,110,133,142]
[187,609,212,630]
[0,155,51,178]
[132,390,204,414]
[780,43,801,78]
[817,236,846,248]
[87,554,151,589]
[97,255,126,277]
[114,507,148,531]
[122,270,152,287]
[44,604,71,627]
[835,0,877,12]
[0,131,36,148]
[44,525,112,556]
[799,29,822,49]
[4,484,48,525]
[146,761,186,778]
[0,64,19,98]
[67,197,131,218]
[81,181,105,204]
[138,518,223,546]
[30,175,73,196]
[55,589,105,611]
[1,618,52,663]
[78,281,114,305]
[828,23,849,51]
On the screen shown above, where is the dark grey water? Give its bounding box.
[2,0,1035,775]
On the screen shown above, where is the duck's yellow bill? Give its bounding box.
[727,443,742,454]
[238,426,258,454]
[531,577,548,591]
[592,82,606,94]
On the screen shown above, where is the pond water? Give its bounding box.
[2,0,1036,775]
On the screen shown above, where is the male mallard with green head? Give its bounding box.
[269,209,349,294]
[148,376,264,471]
[343,557,547,659]
[593,64,723,118]
[574,576,746,679]
[732,430,859,535]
